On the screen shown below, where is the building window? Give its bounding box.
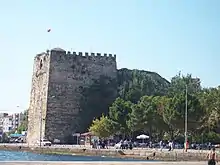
[39,60,43,69]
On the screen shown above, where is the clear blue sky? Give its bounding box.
[0,0,219,112]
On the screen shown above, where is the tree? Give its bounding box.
[17,110,28,133]
[89,115,113,138]
[128,96,166,139]
[125,86,142,103]
[167,92,204,135]
[108,98,133,136]
[127,104,147,133]
[137,96,165,138]
[158,96,179,140]
[199,87,220,133]
[166,74,204,135]
[168,73,201,97]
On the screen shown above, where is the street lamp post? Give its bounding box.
[185,85,188,152]
[16,105,23,131]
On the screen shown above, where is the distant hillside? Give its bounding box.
[117,68,170,103]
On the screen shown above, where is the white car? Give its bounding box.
[37,139,52,146]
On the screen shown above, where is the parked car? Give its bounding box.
[37,139,52,146]
[53,139,60,144]
[15,136,26,143]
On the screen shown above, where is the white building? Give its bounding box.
[0,113,9,132]
[0,112,25,133]
[11,113,23,129]
[3,116,13,132]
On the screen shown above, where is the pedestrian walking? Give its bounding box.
[207,147,217,165]
[159,140,163,151]
[168,141,172,151]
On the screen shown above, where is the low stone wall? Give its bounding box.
[0,144,213,161]
[123,149,210,161]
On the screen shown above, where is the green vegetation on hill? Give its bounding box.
[89,72,220,143]
[117,68,170,103]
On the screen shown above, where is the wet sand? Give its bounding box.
[0,161,207,165]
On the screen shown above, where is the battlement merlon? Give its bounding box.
[48,47,116,60]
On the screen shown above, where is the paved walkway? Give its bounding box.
[0,143,212,153]
[0,161,208,165]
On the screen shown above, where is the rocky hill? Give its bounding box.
[117,68,170,103]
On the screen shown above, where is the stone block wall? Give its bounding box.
[27,52,50,144]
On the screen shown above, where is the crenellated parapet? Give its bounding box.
[49,48,116,61]
[72,51,116,60]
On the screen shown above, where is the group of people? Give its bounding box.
[92,139,108,149]
[118,139,133,150]
[159,140,174,151]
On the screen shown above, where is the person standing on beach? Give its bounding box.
[207,148,217,165]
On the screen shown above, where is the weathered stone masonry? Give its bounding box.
[27,48,117,144]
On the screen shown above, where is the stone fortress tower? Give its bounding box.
[27,48,117,144]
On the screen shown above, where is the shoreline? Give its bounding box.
[0,144,214,161]
[0,161,210,165]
